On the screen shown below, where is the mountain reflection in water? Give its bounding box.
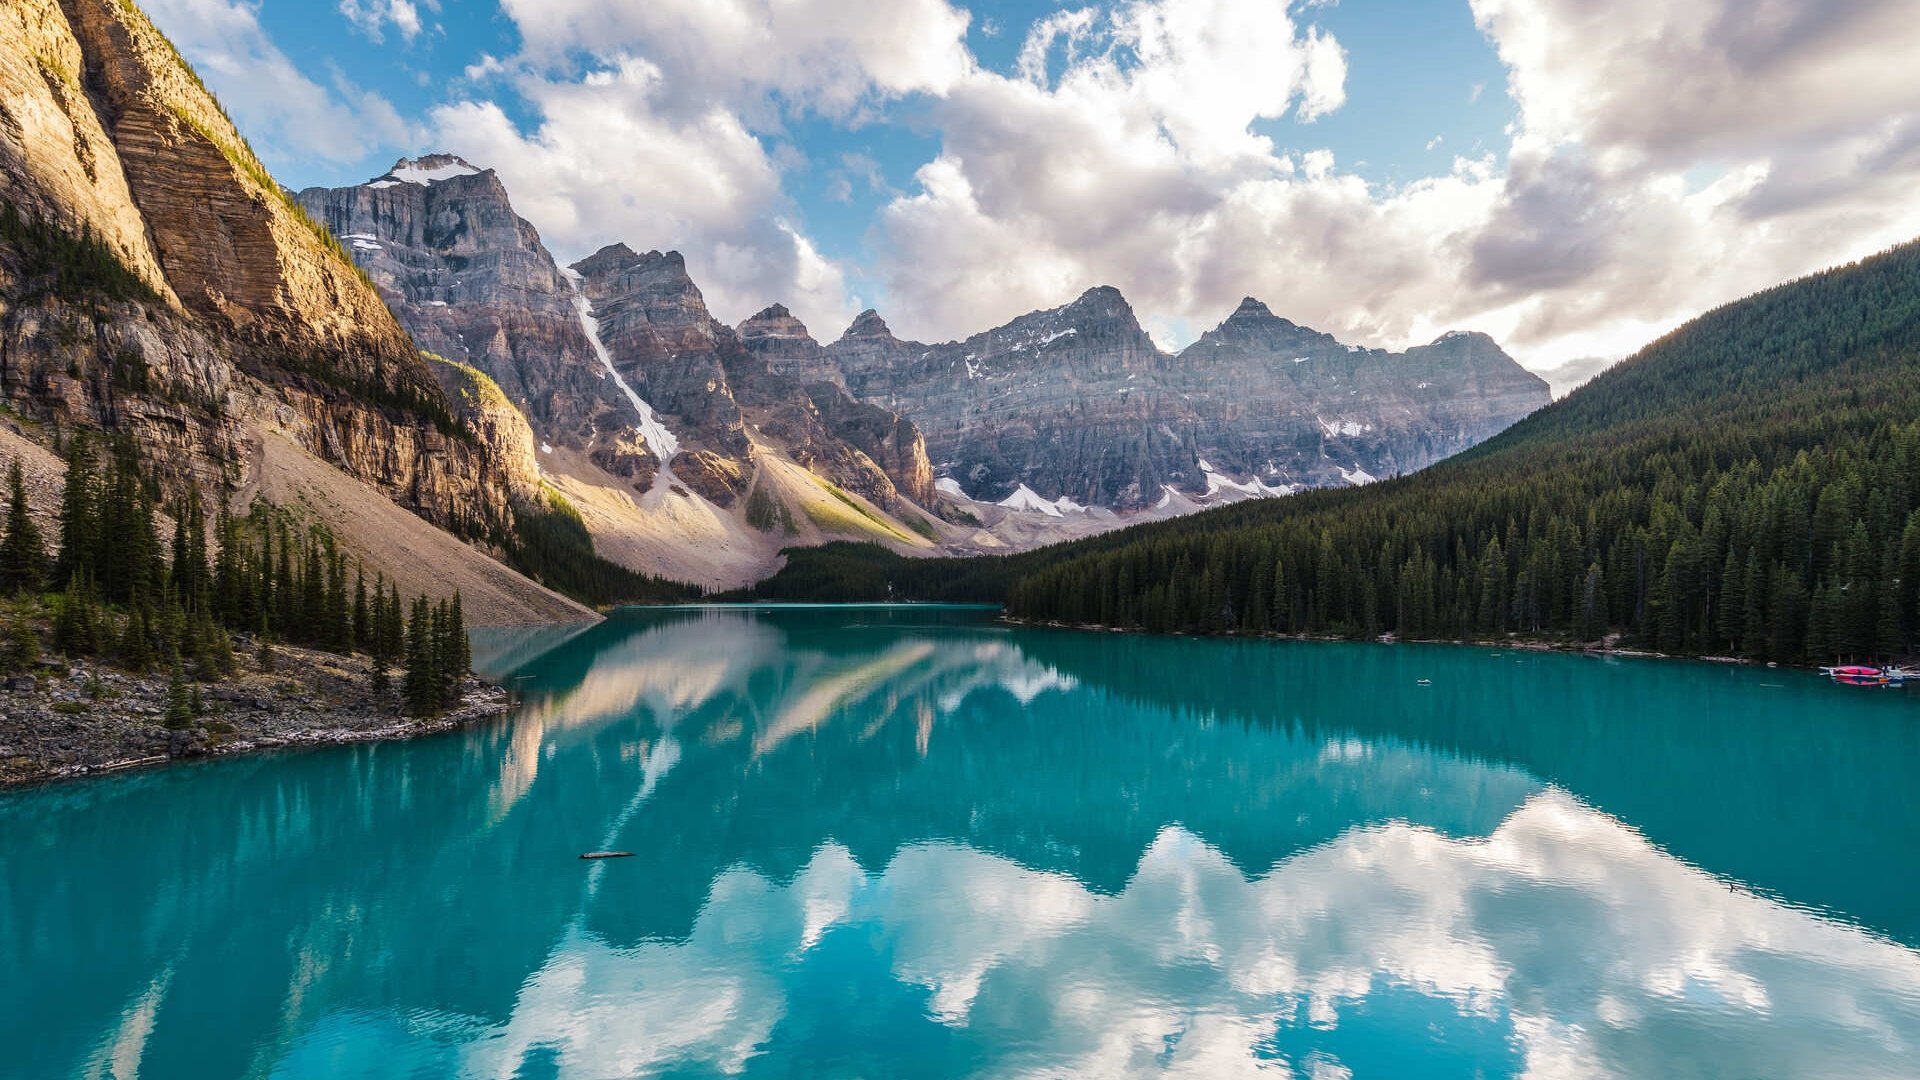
[3,605,1918,1079]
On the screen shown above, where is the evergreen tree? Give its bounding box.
[54,434,98,586]
[403,595,436,717]
[164,656,193,729]
[352,566,370,651]
[52,574,101,658]
[0,458,47,595]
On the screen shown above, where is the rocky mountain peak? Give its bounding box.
[1191,297,1320,353]
[1425,329,1499,349]
[840,309,899,343]
[738,304,814,342]
[1229,297,1275,320]
[372,154,484,187]
[571,245,693,287]
[1062,284,1137,324]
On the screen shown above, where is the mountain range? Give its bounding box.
[295,154,1547,586]
[1,0,1546,607]
[748,235,1920,671]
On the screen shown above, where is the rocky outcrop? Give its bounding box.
[0,0,175,301]
[569,244,751,473]
[294,158,943,579]
[0,0,523,569]
[427,355,543,502]
[825,290,1550,509]
[736,303,847,389]
[735,304,933,506]
[295,158,626,458]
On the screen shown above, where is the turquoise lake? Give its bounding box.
[4,605,1920,1078]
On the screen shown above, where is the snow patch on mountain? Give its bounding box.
[382,157,481,186]
[559,267,680,481]
[998,484,1089,516]
[1317,417,1370,438]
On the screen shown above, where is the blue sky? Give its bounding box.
[250,0,1511,284]
[146,0,1920,389]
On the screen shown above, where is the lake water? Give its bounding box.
[4,605,1920,1078]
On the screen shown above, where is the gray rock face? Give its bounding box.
[297,164,936,510]
[825,290,1550,508]
[295,157,629,465]
[296,154,1545,527]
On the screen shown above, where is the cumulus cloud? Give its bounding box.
[871,0,1920,371]
[420,0,978,335]
[141,0,415,165]
[159,0,1920,374]
[337,0,422,43]
[879,0,1352,342]
[431,59,855,335]
[495,0,974,120]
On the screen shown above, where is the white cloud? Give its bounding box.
[430,59,853,336]
[870,0,1920,372]
[160,0,1920,376]
[495,0,974,120]
[337,0,421,43]
[421,0,981,338]
[141,0,414,165]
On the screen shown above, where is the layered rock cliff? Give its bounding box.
[298,167,938,514]
[293,157,647,488]
[0,0,579,621]
[293,160,944,585]
[825,290,1550,509]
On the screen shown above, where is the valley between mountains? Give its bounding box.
[294,154,1548,591]
[0,0,1543,616]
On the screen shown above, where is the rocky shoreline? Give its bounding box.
[0,642,513,789]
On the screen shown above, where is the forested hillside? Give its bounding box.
[752,240,1920,665]
[1002,240,1920,662]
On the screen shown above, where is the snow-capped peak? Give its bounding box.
[372,154,482,187]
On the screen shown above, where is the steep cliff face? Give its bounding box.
[293,157,649,491]
[0,0,566,618]
[0,0,174,301]
[1165,300,1551,486]
[825,290,1550,509]
[568,243,749,500]
[295,160,943,585]
[735,304,933,506]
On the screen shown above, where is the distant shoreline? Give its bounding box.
[994,616,1845,672]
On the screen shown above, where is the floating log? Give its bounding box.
[579,851,635,860]
[97,755,169,774]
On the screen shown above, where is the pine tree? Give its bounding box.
[368,578,392,692]
[170,483,209,614]
[352,566,370,651]
[164,656,193,729]
[0,458,47,595]
[403,595,436,717]
[300,541,324,645]
[54,434,98,587]
[449,592,470,682]
[52,574,100,658]
[2,612,39,675]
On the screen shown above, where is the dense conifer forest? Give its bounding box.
[1,435,472,719]
[749,239,1920,666]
